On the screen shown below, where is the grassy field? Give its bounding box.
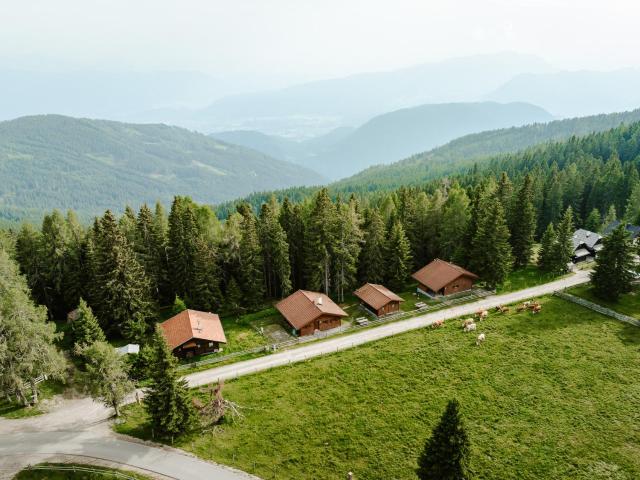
[569,284,640,320]
[117,296,640,479]
[13,463,151,479]
[0,380,64,419]
[495,265,566,293]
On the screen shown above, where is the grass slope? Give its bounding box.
[569,284,640,320]
[117,296,640,479]
[0,115,324,223]
[14,463,151,479]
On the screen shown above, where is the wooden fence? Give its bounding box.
[554,291,640,327]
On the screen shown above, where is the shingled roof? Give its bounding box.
[160,309,227,350]
[412,259,478,293]
[275,290,347,330]
[354,283,403,310]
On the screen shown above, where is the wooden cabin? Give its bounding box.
[160,309,227,358]
[412,259,478,297]
[354,283,404,317]
[276,290,348,336]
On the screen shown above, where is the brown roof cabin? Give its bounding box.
[276,290,348,336]
[354,283,404,317]
[412,259,479,297]
[160,309,227,358]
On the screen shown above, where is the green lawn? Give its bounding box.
[0,380,64,419]
[14,463,151,479]
[495,265,566,293]
[569,284,640,320]
[117,296,640,479]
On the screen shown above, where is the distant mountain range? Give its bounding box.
[333,108,640,191]
[0,115,323,223]
[214,101,553,180]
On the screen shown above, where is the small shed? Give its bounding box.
[276,290,348,336]
[412,259,478,297]
[354,283,404,317]
[160,309,227,358]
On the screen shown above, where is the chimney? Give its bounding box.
[317,296,323,306]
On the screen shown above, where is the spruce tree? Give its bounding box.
[259,199,292,298]
[470,195,513,288]
[591,225,635,301]
[305,188,337,294]
[144,326,196,440]
[537,223,557,272]
[71,298,106,348]
[119,206,138,245]
[280,198,306,291]
[553,207,575,274]
[584,208,602,233]
[171,295,187,316]
[510,174,537,268]
[238,206,265,307]
[333,198,363,302]
[384,221,412,291]
[136,204,169,305]
[439,185,470,263]
[39,210,71,317]
[602,205,617,231]
[189,238,222,312]
[224,276,244,316]
[91,210,154,341]
[359,208,387,284]
[624,181,640,224]
[63,210,87,311]
[417,399,471,480]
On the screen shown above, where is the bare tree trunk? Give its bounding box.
[30,379,38,405]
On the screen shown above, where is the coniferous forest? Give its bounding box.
[3,121,640,344]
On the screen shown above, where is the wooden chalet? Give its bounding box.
[276,290,348,336]
[354,283,404,317]
[412,259,478,297]
[571,228,603,263]
[160,309,227,358]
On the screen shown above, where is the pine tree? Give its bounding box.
[15,224,46,305]
[63,210,87,311]
[470,195,513,288]
[496,171,513,214]
[224,276,244,316]
[305,189,337,294]
[136,204,169,305]
[280,198,306,291]
[119,206,138,245]
[144,326,196,440]
[168,197,198,300]
[71,298,106,348]
[39,210,71,317]
[439,185,470,263]
[591,225,635,301]
[238,206,265,307]
[417,399,471,480]
[384,221,412,291]
[510,174,537,267]
[259,199,292,298]
[624,181,640,224]
[91,210,154,341]
[189,238,222,312]
[553,207,575,274]
[359,208,387,284]
[537,223,557,272]
[602,205,617,231]
[333,198,363,302]
[584,208,602,233]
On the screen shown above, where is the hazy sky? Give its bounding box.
[2,0,639,84]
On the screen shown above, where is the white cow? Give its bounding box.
[476,333,486,346]
[463,322,477,332]
[462,318,475,328]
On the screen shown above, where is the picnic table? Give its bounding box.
[355,317,369,326]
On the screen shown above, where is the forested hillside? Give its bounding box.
[333,108,640,191]
[0,115,323,223]
[10,121,640,342]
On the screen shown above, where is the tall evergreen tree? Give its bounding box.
[119,206,138,245]
[384,221,412,291]
[91,210,153,341]
[417,399,471,480]
[238,206,265,307]
[70,298,106,348]
[63,210,87,311]
[136,204,170,304]
[333,198,363,302]
[602,204,617,231]
[510,174,537,267]
[189,238,222,312]
[279,198,306,291]
[39,210,71,317]
[553,207,575,274]
[259,199,292,298]
[167,196,199,300]
[145,326,196,440]
[305,189,337,295]
[591,225,635,301]
[537,223,557,272]
[439,185,470,263]
[15,224,46,305]
[624,181,640,224]
[470,195,513,288]
[359,208,387,284]
[584,208,602,232]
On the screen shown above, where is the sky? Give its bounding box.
[2,0,639,86]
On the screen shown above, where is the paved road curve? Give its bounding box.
[0,430,258,480]
[185,270,590,387]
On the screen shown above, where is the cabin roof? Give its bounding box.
[411,259,478,293]
[160,309,226,350]
[354,283,404,310]
[276,290,347,330]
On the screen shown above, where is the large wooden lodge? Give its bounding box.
[160,309,227,358]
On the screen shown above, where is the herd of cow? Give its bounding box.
[430,299,544,346]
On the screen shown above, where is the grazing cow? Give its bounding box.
[516,304,527,313]
[531,304,542,314]
[476,310,489,321]
[431,319,444,329]
[496,305,509,314]
[523,301,531,307]
[464,323,477,332]
[462,318,475,328]
[476,333,486,346]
